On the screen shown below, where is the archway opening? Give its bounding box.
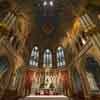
[86,56,100,91]
[0,56,9,79]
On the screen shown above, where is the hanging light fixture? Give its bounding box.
[43,1,47,6]
[49,1,54,7]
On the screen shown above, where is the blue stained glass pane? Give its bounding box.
[57,47,65,67]
[29,46,39,67]
[43,49,52,67]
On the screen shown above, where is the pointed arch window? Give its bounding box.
[29,46,39,67]
[56,47,65,67]
[43,49,52,68]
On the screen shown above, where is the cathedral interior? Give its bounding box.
[0,0,100,100]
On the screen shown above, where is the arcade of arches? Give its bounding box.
[0,0,100,100]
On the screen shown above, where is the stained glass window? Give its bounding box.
[29,46,39,67]
[56,47,65,67]
[43,49,52,67]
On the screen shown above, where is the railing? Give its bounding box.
[31,88,65,95]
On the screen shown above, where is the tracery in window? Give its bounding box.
[56,46,65,67]
[29,46,39,67]
[43,49,52,68]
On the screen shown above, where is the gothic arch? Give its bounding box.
[0,46,15,91]
[43,48,52,67]
[84,54,100,91]
[29,46,39,67]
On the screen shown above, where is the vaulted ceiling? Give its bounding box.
[0,0,99,59]
[11,0,86,49]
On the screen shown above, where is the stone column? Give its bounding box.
[91,33,100,51]
[8,69,16,89]
[67,68,74,97]
[0,67,13,99]
[96,32,100,42]
[76,61,91,99]
[71,66,79,96]
[17,70,25,96]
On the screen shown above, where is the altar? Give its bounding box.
[22,67,69,96]
[19,95,69,100]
